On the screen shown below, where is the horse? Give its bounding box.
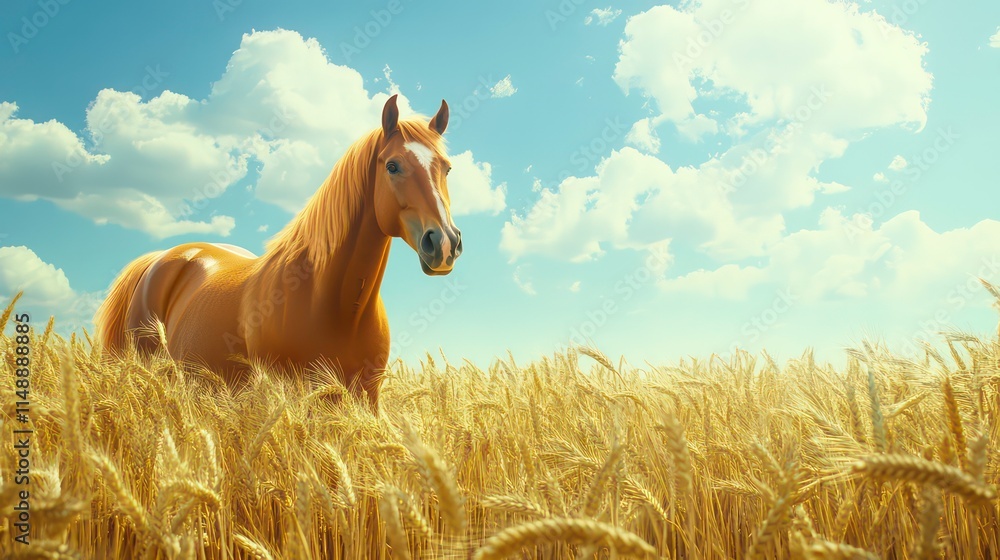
[93,95,463,410]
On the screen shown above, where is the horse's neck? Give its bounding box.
[251,203,390,335]
[310,209,391,325]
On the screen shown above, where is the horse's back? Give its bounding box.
[120,242,257,370]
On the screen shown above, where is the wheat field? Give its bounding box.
[0,292,998,559]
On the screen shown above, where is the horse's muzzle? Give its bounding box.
[418,226,462,275]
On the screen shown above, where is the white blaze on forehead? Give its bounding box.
[404,141,455,230]
[404,141,436,172]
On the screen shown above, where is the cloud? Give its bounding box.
[658,209,1000,311]
[503,0,999,362]
[501,131,848,263]
[489,75,518,99]
[570,281,582,292]
[873,172,888,183]
[613,0,931,136]
[991,27,1000,47]
[658,264,768,300]
[0,246,100,332]
[447,151,507,216]
[0,246,75,305]
[624,118,661,153]
[513,265,537,295]
[507,0,931,263]
[0,29,504,238]
[0,98,241,238]
[585,8,623,26]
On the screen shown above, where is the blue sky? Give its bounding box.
[1,0,999,368]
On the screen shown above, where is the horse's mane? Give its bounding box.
[259,117,446,271]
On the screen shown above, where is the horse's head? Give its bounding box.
[374,94,463,276]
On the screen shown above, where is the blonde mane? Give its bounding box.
[260,117,446,271]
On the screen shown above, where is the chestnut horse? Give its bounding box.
[93,95,462,409]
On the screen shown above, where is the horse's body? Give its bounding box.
[94,96,461,409]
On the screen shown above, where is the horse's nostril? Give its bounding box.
[420,229,438,256]
[455,236,463,256]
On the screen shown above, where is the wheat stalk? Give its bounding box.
[403,422,467,534]
[473,517,655,560]
[578,442,623,518]
[912,484,942,560]
[942,377,969,470]
[852,454,996,505]
[746,459,798,560]
[234,534,275,560]
[378,485,412,560]
[804,539,879,560]
[482,496,549,518]
[0,291,23,334]
[89,452,148,532]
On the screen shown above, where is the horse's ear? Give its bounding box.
[382,94,400,138]
[429,99,449,135]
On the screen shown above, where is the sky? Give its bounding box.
[1,0,999,369]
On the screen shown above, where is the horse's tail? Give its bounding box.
[93,251,161,354]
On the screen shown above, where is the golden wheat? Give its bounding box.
[482,495,549,518]
[1,296,999,558]
[472,517,655,560]
[852,453,997,505]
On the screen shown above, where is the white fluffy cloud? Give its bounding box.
[991,27,1000,47]
[513,265,537,295]
[624,118,661,153]
[506,0,932,265]
[0,246,75,305]
[502,0,1000,357]
[585,8,622,26]
[660,209,1000,310]
[889,155,909,170]
[489,75,518,99]
[0,246,100,332]
[0,30,503,237]
[0,93,243,238]
[613,0,931,137]
[447,151,506,216]
[503,147,764,262]
[658,264,768,300]
[502,128,853,262]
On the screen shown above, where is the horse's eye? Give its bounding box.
[386,161,399,174]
